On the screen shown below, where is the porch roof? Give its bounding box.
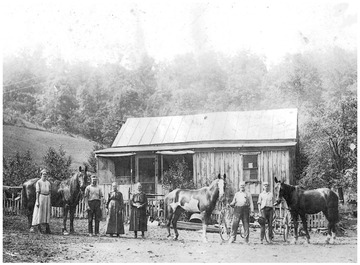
[95,140,297,157]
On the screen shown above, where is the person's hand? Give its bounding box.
[250,211,255,216]
[86,206,91,212]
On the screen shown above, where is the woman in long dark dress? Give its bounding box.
[129,182,148,238]
[105,182,125,237]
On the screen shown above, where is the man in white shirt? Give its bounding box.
[257,181,274,243]
[228,181,254,244]
[85,176,103,236]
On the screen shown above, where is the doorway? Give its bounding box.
[136,155,156,195]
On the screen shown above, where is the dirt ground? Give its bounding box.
[2,215,357,263]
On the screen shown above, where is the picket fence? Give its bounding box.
[3,195,163,223]
[3,194,327,229]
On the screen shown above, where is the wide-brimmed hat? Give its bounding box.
[263,181,269,186]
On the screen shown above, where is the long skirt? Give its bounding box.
[105,200,125,235]
[32,194,51,226]
[129,207,147,232]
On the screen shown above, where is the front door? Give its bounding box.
[136,155,156,195]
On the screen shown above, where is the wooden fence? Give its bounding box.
[3,194,328,229]
[3,197,22,215]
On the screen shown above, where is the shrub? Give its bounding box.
[3,150,39,186]
[43,146,72,181]
[162,157,195,191]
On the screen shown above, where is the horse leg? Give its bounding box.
[323,210,337,244]
[27,208,33,229]
[291,213,299,244]
[63,205,70,235]
[329,221,336,244]
[201,212,209,243]
[172,208,183,240]
[300,214,310,244]
[326,191,339,244]
[166,206,174,238]
[69,206,76,234]
[28,208,34,232]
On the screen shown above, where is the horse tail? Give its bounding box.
[327,190,339,223]
[164,189,178,222]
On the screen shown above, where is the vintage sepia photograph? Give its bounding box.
[2,0,357,263]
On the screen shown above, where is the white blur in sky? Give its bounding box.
[2,0,358,65]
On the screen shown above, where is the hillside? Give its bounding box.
[3,125,96,169]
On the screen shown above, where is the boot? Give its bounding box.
[45,224,51,234]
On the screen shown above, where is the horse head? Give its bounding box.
[217,173,226,203]
[274,177,286,206]
[77,166,90,193]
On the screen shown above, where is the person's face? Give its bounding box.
[137,184,142,192]
[263,184,269,192]
[41,171,48,179]
[112,184,117,191]
[239,184,245,192]
[91,178,97,185]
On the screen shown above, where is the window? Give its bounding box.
[243,154,259,181]
[114,156,134,184]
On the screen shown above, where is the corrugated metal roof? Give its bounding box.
[111,108,298,148]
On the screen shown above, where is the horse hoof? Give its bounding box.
[29,227,35,233]
[63,231,70,236]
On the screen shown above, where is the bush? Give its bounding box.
[43,146,72,181]
[3,150,39,186]
[162,158,195,191]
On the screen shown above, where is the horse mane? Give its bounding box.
[281,182,296,204]
[209,178,219,189]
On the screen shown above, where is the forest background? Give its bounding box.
[3,46,357,193]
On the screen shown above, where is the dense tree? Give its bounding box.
[3,151,39,186]
[300,94,357,190]
[2,47,357,190]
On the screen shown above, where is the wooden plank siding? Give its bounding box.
[193,150,291,199]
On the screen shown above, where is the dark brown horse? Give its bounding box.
[164,174,226,243]
[274,177,339,244]
[21,166,90,235]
